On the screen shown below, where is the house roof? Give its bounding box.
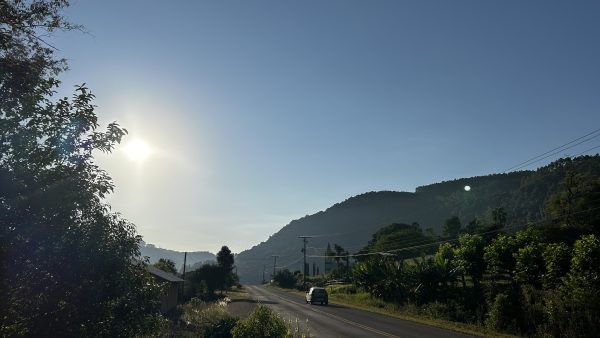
[147,265,184,283]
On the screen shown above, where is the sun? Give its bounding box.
[124,139,151,162]
[464,185,471,191]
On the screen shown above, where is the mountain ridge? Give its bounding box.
[235,156,600,283]
[139,241,216,272]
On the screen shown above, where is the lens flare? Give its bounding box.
[124,139,151,161]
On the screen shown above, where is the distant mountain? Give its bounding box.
[236,156,600,284]
[139,242,215,272]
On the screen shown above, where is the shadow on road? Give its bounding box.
[231,298,278,305]
[307,303,344,309]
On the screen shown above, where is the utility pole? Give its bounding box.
[262,264,266,284]
[299,236,313,287]
[271,255,279,280]
[181,252,187,301]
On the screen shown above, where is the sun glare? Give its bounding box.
[124,139,151,162]
[464,185,471,191]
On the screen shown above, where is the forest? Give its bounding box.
[237,155,600,284]
[271,160,600,337]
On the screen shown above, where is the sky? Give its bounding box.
[50,0,600,253]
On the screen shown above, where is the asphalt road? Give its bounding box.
[245,285,473,338]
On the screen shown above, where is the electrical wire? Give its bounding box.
[573,144,600,157]
[307,205,600,259]
[503,128,600,173]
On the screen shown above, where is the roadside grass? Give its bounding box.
[267,284,516,338]
[225,287,251,302]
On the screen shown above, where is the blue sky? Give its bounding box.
[52,0,600,253]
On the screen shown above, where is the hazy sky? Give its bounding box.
[52,1,600,253]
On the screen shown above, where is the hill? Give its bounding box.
[236,155,600,283]
[139,241,216,272]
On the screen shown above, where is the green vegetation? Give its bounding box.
[177,299,238,338]
[273,269,303,289]
[348,170,600,337]
[237,156,600,284]
[322,285,513,338]
[183,246,239,301]
[154,258,178,274]
[0,1,163,336]
[267,163,600,337]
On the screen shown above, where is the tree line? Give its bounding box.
[352,171,600,337]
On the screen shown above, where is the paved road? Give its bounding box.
[245,285,473,338]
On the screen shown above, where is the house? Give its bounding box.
[147,265,184,313]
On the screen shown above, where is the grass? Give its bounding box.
[225,287,251,302]
[268,284,517,338]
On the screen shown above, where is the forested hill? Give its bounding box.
[236,155,600,284]
[139,241,215,272]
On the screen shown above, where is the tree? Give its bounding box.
[216,245,235,291]
[434,242,457,288]
[186,264,222,298]
[547,234,600,336]
[443,216,462,238]
[217,245,234,271]
[484,234,518,279]
[353,257,410,304]
[333,244,345,269]
[492,208,507,229]
[465,218,483,234]
[514,243,545,286]
[569,234,600,285]
[1,1,162,336]
[273,269,297,288]
[542,242,571,288]
[547,171,600,233]
[455,234,486,289]
[154,258,177,275]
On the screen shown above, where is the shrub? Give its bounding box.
[273,269,298,289]
[485,293,518,333]
[180,302,238,338]
[231,305,288,338]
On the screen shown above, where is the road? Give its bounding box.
[245,285,473,338]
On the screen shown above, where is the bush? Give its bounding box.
[231,305,288,338]
[273,269,298,289]
[485,293,517,333]
[180,302,238,338]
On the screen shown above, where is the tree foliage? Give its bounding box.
[154,258,177,275]
[273,269,298,289]
[443,216,461,238]
[217,245,237,290]
[184,247,237,300]
[231,304,288,338]
[0,1,162,336]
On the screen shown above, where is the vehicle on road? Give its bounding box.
[306,287,328,305]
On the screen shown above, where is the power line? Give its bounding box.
[511,134,600,172]
[275,256,303,269]
[573,144,600,157]
[504,127,600,173]
[308,205,600,259]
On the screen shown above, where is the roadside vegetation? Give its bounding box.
[272,164,600,338]
[0,2,288,337]
[0,2,165,336]
[153,249,310,337]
